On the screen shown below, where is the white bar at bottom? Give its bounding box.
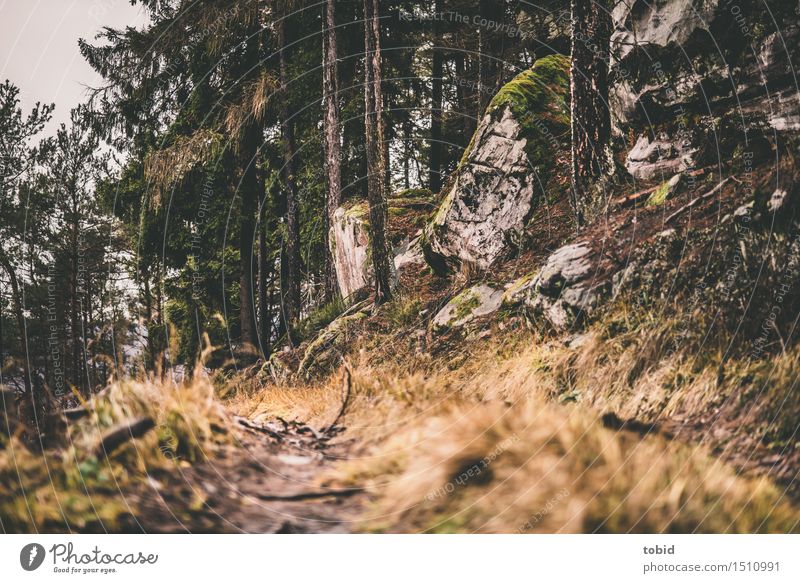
[0,535,797,582]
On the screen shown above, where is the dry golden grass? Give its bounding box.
[0,371,230,532]
[4,295,798,533]
[229,317,799,533]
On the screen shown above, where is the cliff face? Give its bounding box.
[610,0,800,180]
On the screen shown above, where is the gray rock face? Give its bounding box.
[330,205,371,300]
[330,199,430,300]
[394,234,425,272]
[625,134,696,182]
[611,0,719,63]
[610,1,800,174]
[424,106,539,270]
[504,242,607,331]
[431,284,504,332]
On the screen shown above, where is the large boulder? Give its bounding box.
[504,242,609,331]
[330,196,432,300]
[610,0,800,178]
[330,204,372,300]
[422,54,570,272]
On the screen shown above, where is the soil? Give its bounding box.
[125,419,364,533]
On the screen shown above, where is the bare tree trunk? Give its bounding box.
[277,9,302,338]
[363,0,393,306]
[238,17,263,354]
[455,53,475,142]
[429,0,444,193]
[570,0,612,226]
[322,0,342,302]
[258,205,272,359]
[477,0,493,114]
[238,122,260,353]
[0,248,36,429]
[403,114,411,188]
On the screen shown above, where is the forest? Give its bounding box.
[1,0,799,534]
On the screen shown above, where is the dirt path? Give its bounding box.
[131,417,364,533]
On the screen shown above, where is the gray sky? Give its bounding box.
[0,0,148,134]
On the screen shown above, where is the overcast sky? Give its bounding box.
[0,0,149,135]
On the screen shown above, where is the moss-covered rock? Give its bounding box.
[298,311,368,379]
[423,55,570,273]
[431,285,504,333]
[646,173,684,206]
[331,194,434,299]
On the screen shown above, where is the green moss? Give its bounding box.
[646,181,671,206]
[502,270,537,308]
[488,54,570,120]
[433,189,455,224]
[295,296,346,344]
[452,289,482,322]
[344,201,368,220]
[457,54,570,171]
[299,311,368,378]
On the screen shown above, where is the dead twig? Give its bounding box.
[601,412,661,437]
[665,177,732,224]
[234,416,285,441]
[323,362,352,435]
[255,487,362,502]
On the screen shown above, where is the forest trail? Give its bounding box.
[133,417,363,533]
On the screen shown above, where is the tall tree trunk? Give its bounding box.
[429,0,444,193]
[277,9,302,338]
[363,0,393,306]
[477,0,493,114]
[383,128,391,193]
[570,0,612,226]
[142,268,154,371]
[322,0,342,302]
[70,238,82,394]
[0,248,36,429]
[403,114,411,188]
[455,54,474,143]
[238,14,263,354]
[238,121,260,353]
[258,204,272,359]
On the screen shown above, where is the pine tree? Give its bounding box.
[570,0,613,225]
[322,0,342,301]
[275,0,303,339]
[363,0,393,306]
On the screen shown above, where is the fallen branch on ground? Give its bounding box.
[665,177,732,224]
[94,417,155,457]
[322,362,352,435]
[255,487,362,502]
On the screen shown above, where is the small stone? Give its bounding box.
[767,189,788,214]
[432,284,504,332]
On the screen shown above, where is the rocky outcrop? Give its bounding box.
[431,284,504,333]
[423,55,570,272]
[610,1,800,179]
[504,242,609,331]
[330,196,432,300]
[330,205,372,300]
